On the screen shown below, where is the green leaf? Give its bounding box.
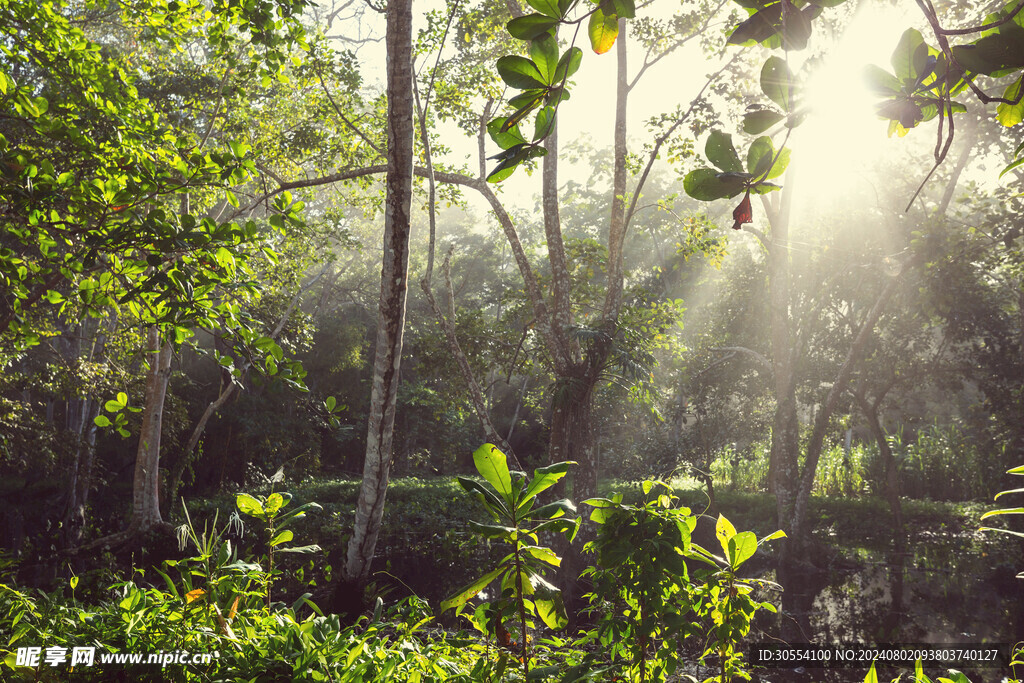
[747,136,790,179]
[276,544,322,554]
[534,594,567,629]
[530,499,576,520]
[472,443,515,504]
[761,56,794,112]
[891,28,927,82]
[496,56,548,90]
[533,106,556,141]
[488,117,529,150]
[530,34,559,84]
[952,24,1024,75]
[995,487,1024,500]
[525,0,563,19]
[683,168,747,201]
[467,520,518,539]
[588,8,619,55]
[705,131,743,173]
[458,476,512,518]
[980,526,1024,539]
[716,514,737,555]
[440,566,505,613]
[117,392,128,405]
[521,461,574,505]
[93,415,112,427]
[523,545,561,567]
[863,64,902,95]
[979,507,1024,520]
[270,529,293,547]
[727,531,757,569]
[553,47,583,83]
[325,396,336,411]
[743,108,784,134]
[265,492,286,515]
[865,661,879,683]
[997,76,1024,126]
[758,529,787,544]
[1010,464,1024,475]
[105,400,123,413]
[507,14,559,40]
[236,493,265,517]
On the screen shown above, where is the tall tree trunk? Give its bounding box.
[762,190,800,539]
[343,0,414,586]
[130,327,173,533]
[853,391,905,551]
[63,398,100,548]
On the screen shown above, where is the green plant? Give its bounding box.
[234,489,323,608]
[582,481,783,682]
[440,443,579,681]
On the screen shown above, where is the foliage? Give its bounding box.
[441,443,579,680]
[582,482,783,682]
[0,0,309,351]
[233,487,323,606]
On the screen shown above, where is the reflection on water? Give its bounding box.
[765,529,1024,683]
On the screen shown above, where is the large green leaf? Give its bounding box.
[727,531,757,569]
[952,24,1024,76]
[553,47,583,83]
[530,498,576,520]
[997,76,1024,126]
[705,130,743,173]
[496,56,548,90]
[525,0,563,19]
[863,64,902,95]
[467,520,518,538]
[743,108,784,134]
[530,34,559,84]
[472,443,515,504]
[588,7,618,55]
[236,493,264,517]
[727,1,815,50]
[440,566,504,613]
[747,136,790,179]
[979,507,1024,520]
[523,545,561,567]
[457,476,511,519]
[520,461,574,508]
[683,168,747,201]
[760,56,794,112]
[507,14,558,40]
[891,28,927,82]
[534,594,567,629]
[488,117,529,150]
[716,514,736,556]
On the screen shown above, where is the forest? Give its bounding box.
[1,0,1023,680]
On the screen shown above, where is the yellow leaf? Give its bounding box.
[185,589,206,604]
[227,595,240,621]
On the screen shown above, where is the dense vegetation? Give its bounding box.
[2,0,1024,679]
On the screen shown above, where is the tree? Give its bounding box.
[343,0,415,587]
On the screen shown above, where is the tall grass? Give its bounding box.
[707,422,1002,502]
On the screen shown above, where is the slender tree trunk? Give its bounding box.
[762,191,800,537]
[344,0,414,586]
[63,398,100,548]
[130,327,173,533]
[854,392,905,550]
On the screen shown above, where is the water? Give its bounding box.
[761,530,1024,683]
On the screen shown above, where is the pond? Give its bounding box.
[758,529,1024,683]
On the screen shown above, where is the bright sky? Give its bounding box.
[335,0,938,218]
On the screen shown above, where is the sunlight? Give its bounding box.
[792,2,916,209]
